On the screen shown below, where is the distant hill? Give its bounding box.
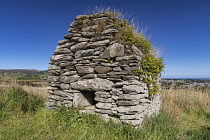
[0,69,48,75]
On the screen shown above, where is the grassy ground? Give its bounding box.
[0,80,209,139]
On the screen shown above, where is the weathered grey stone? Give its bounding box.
[81,74,97,79]
[63,71,77,76]
[95,109,112,114]
[48,76,60,82]
[70,21,78,27]
[123,85,144,94]
[90,35,113,42]
[71,37,80,41]
[58,40,69,45]
[107,71,128,75]
[116,101,139,106]
[95,91,111,98]
[70,42,88,52]
[75,49,94,58]
[76,15,89,20]
[113,67,122,72]
[101,62,119,67]
[96,102,112,110]
[101,43,124,58]
[60,83,70,90]
[59,62,71,67]
[130,105,148,112]
[71,78,114,91]
[102,29,119,34]
[87,40,110,48]
[60,75,80,83]
[76,66,94,74]
[107,78,123,82]
[82,25,98,32]
[139,99,151,103]
[116,55,141,61]
[131,45,143,56]
[95,96,114,103]
[123,75,140,81]
[123,66,138,71]
[63,89,80,93]
[112,95,118,100]
[128,63,139,67]
[120,115,136,120]
[118,94,147,100]
[94,66,112,74]
[50,55,63,61]
[92,58,109,63]
[60,42,75,48]
[48,65,60,70]
[117,106,131,113]
[114,81,129,87]
[110,89,123,95]
[94,17,109,22]
[100,94,112,98]
[64,33,73,39]
[68,28,78,33]
[78,38,90,42]
[93,51,101,56]
[82,32,94,38]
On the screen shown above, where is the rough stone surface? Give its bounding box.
[47,12,162,127]
[101,43,125,58]
[76,66,94,74]
[75,49,94,58]
[71,78,114,91]
[123,85,145,94]
[94,66,112,74]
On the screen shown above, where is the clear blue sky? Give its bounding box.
[0,0,209,78]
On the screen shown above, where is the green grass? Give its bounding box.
[0,86,209,140]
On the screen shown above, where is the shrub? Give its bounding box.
[0,86,45,119]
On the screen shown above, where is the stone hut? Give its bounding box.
[47,12,161,126]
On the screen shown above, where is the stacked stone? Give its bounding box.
[47,13,161,126]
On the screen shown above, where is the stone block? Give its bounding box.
[123,85,144,94]
[101,43,124,58]
[87,40,110,48]
[60,75,80,83]
[70,42,88,52]
[71,78,114,91]
[120,115,136,120]
[116,101,139,106]
[75,49,94,58]
[76,66,94,74]
[94,66,112,74]
[60,83,70,90]
[96,102,112,110]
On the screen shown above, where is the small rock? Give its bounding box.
[123,85,145,94]
[87,40,110,48]
[70,42,88,52]
[71,78,114,91]
[94,66,112,74]
[60,83,70,90]
[101,43,124,58]
[75,49,94,58]
[96,102,112,110]
[76,66,94,74]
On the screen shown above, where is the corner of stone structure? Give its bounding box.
[46,11,163,127]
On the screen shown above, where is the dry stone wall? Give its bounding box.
[47,12,161,126]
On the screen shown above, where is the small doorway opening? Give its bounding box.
[73,91,96,108]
